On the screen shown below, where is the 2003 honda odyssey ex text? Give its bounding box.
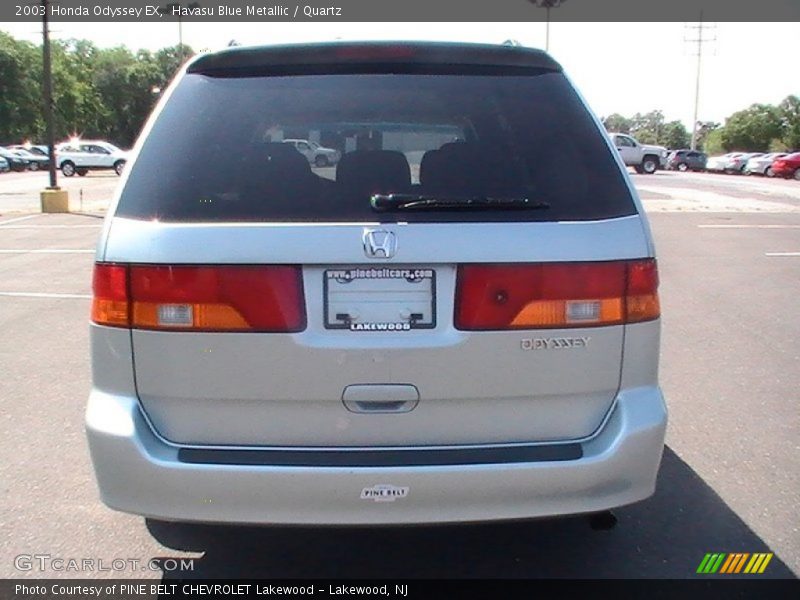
[86,41,667,525]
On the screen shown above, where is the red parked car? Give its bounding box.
[771,152,800,180]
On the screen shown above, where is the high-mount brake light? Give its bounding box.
[91,264,306,332]
[455,259,659,330]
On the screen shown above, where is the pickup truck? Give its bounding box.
[55,140,128,177]
[282,139,340,167]
[608,133,667,174]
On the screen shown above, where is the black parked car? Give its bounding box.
[666,149,707,172]
[0,147,31,172]
[7,145,51,169]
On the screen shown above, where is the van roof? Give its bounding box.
[188,41,562,76]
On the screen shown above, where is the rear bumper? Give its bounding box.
[85,387,667,525]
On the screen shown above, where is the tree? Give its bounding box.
[601,113,631,133]
[778,95,800,151]
[630,110,665,145]
[720,103,783,152]
[0,32,44,142]
[662,121,690,150]
[694,121,720,152]
[704,128,724,155]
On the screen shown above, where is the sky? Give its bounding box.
[2,21,798,130]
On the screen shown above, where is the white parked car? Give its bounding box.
[282,138,341,167]
[55,140,128,177]
[705,152,743,172]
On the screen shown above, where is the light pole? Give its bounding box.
[160,2,201,61]
[527,0,567,52]
[40,0,57,189]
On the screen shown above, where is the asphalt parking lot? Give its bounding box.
[0,170,798,579]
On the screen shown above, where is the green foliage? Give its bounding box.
[0,31,43,141]
[630,110,665,145]
[704,128,724,155]
[662,121,690,150]
[768,138,788,153]
[0,32,191,147]
[778,95,800,151]
[720,103,783,152]
[694,121,720,152]
[602,113,632,134]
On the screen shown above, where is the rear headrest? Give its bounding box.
[421,142,483,195]
[336,150,411,197]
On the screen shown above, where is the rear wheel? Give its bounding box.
[29,162,39,171]
[61,161,75,177]
[677,162,688,172]
[793,169,800,181]
[641,156,658,174]
[114,160,126,176]
[765,167,775,178]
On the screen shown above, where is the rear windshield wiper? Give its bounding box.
[370,193,550,212]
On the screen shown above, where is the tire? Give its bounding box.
[677,162,688,172]
[765,167,775,178]
[641,156,658,175]
[114,160,126,176]
[314,155,328,168]
[28,162,39,172]
[61,161,76,177]
[793,169,800,181]
[77,169,88,177]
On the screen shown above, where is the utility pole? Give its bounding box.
[41,0,57,189]
[685,13,716,150]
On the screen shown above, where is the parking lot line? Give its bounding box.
[764,252,800,257]
[698,224,800,229]
[0,224,103,229]
[0,291,91,299]
[0,249,95,254]
[0,215,39,226]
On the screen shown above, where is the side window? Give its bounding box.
[615,136,634,148]
[297,142,310,151]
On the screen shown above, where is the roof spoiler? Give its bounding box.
[188,41,562,75]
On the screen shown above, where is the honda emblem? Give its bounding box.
[363,229,397,259]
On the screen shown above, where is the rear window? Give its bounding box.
[116,70,635,223]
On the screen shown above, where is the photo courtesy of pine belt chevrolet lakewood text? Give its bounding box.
[86,41,667,525]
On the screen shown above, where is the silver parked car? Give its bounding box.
[744,152,788,177]
[87,42,667,525]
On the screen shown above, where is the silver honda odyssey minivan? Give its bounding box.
[86,41,667,524]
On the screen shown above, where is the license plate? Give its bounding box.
[324,267,436,331]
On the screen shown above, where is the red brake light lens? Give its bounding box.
[455,260,659,330]
[91,264,306,332]
[91,264,130,327]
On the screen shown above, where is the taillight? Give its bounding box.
[455,260,659,330]
[91,264,305,332]
[92,264,129,327]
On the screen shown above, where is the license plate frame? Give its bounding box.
[323,267,436,331]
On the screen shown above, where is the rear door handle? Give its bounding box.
[342,384,420,414]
